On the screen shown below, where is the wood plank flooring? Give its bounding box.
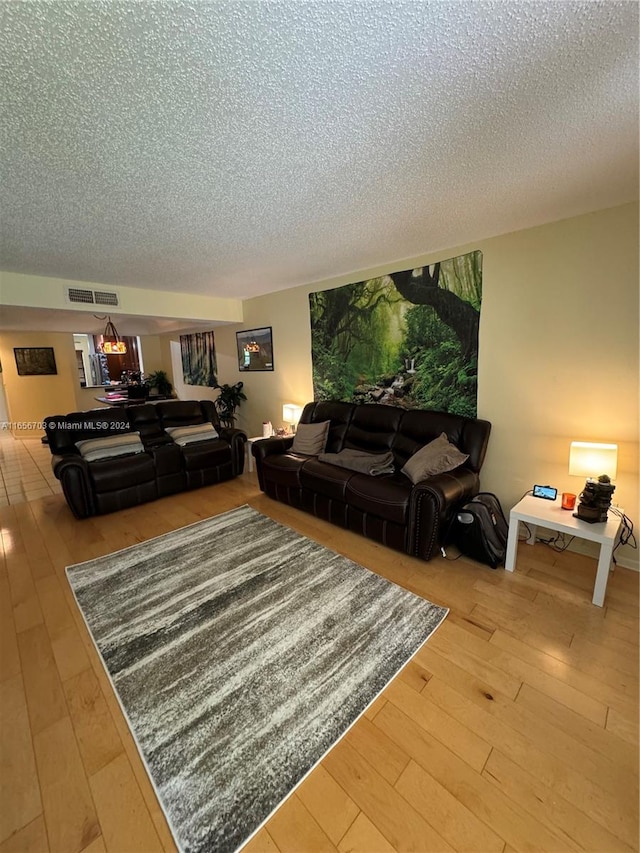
[1,473,638,853]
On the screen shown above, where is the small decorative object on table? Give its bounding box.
[568,441,618,523]
[575,475,615,523]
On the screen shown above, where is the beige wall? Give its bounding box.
[0,332,173,431]
[216,203,639,568]
[0,331,79,434]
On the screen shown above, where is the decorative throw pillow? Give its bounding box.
[291,421,330,456]
[165,424,219,446]
[76,432,144,462]
[401,432,469,484]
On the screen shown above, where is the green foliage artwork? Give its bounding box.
[180,330,218,387]
[309,250,482,417]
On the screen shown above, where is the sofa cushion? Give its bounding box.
[156,400,207,428]
[88,452,155,492]
[299,457,355,501]
[344,404,403,456]
[345,472,412,526]
[76,433,144,462]
[401,432,469,484]
[166,424,219,446]
[45,409,132,455]
[291,421,330,455]
[261,453,309,488]
[299,401,355,453]
[181,439,232,471]
[127,404,167,445]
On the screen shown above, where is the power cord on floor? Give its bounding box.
[609,508,637,565]
[440,545,464,561]
[518,520,575,552]
[537,531,575,553]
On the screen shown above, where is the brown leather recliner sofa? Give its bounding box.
[45,400,246,519]
[252,401,491,562]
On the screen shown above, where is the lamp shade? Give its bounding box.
[98,317,127,354]
[282,404,303,425]
[569,442,618,479]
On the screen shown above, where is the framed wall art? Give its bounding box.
[180,330,218,387]
[236,327,274,372]
[14,347,58,376]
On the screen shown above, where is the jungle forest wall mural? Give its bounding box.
[309,250,482,417]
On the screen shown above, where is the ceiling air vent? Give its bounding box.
[65,287,120,307]
[67,287,95,305]
[94,290,119,307]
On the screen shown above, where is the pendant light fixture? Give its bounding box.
[96,315,127,354]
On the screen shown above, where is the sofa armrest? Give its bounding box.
[408,467,480,561]
[52,454,95,519]
[218,427,247,475]
[251,436,295,488]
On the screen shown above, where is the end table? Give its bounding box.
[505,495,623,606]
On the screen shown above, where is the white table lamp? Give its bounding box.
[282,403,303,433]
[569,442,618,480]
[569,441,618,523]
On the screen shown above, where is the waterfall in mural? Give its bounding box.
[309,250,482,417]
[180,331,218,387]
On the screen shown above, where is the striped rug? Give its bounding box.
[67,505,447,853]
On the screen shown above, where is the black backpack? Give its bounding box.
[448,492,509,569]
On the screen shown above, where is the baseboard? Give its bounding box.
[615,555,640,572]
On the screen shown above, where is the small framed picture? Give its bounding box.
[14,347,58,376]
[236,327,274,372]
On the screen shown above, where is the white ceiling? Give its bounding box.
[1,1,638,303]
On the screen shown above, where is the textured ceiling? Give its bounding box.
[1,1,638,301]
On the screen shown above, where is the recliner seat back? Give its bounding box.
[45,409,132,455]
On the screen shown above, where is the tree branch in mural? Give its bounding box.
[389,265,479,359]
[310,280,400,361]
[309,250,482,417]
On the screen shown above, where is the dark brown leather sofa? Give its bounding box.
[252,401,491,562]
[45,400,246,519]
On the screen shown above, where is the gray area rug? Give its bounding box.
[67,505,447,853]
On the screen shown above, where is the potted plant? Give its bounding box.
[214,381,247,427]
[144,370,173,397]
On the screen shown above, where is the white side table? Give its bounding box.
[505,495,623,607]
[245,436,267,474]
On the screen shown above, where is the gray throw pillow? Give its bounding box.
[401,432,469,484]
[165,424,218,446]
[291,421,330,456]
[76,432,144,462]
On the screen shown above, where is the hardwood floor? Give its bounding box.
[1,473,638,853]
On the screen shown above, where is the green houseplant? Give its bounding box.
[144,370,173,397]
[214,381,247,428]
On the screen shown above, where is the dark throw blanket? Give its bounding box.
[318,449,395,476]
